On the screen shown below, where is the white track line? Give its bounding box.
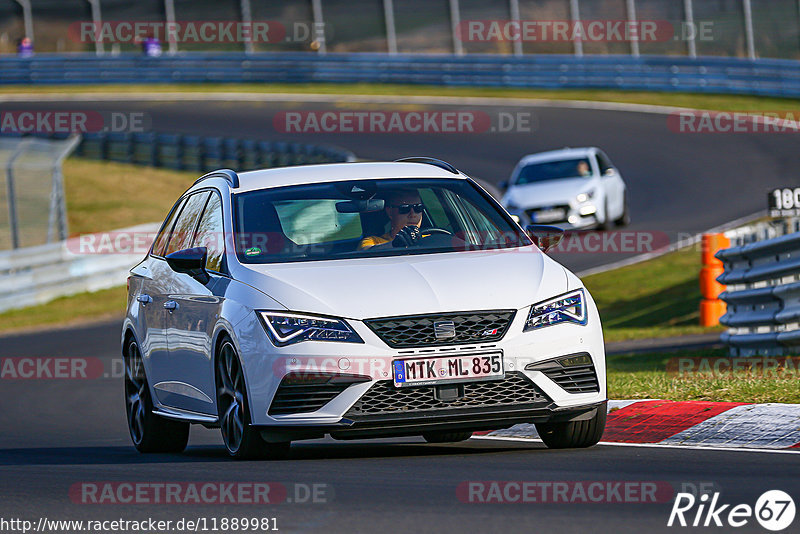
[472,434,800,455]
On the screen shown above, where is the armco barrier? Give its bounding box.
[2,53,800,98]
[66,130,355,172]
[0,223,158,313]
[717,219,800,356]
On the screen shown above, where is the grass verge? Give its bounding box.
[607,348,800,403]
[4,83,800,113]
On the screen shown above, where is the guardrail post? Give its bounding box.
[569,0,583,57]
[164,0,178,55]
[383,0,398,55]
[311,0,327,53]
[509,0,523,56]
[5,140,30,250]
[742,0,756,60]
[86,0,104,55]
[683,0,696,58]
[626,0,640,57]
[240,0,254,54]
[13,0,33,46]
[449,0,464,55]
[700,233,730,327]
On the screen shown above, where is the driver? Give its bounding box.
[577,160,591,177]
[359,189,426,249]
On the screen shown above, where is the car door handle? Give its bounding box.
[137,294,152,305]
[163,300,178,311]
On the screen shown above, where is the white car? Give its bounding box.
[501,147,629,230]
[123,158,607,459]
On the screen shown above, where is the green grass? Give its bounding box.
[584,247,721,343]
[607,348,800,403]
[5,83,800,113]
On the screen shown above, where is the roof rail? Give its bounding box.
[394,157,459,175]
[193,168,240,188]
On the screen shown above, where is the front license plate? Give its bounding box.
[533,208,566,223]
[393,352,504,387]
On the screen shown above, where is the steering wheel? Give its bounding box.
[422,227,453,236]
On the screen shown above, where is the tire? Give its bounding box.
[422,431,473,443]
[597,198,611,231]
[614,193,631,227]
[535,406,606,449]
[216,338,290,460]
[124,338,190,453]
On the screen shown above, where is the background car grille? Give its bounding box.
[364,310,515,348]
[269,373,368,415]
[527,356,600,394]
[344,372,548,416]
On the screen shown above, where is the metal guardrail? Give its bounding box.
[717,218,800,356]
[0,223,158,313]
[2,53,800,99]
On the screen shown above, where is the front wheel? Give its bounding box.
[535,406,606,449]
[216,339,290,460]
[124,338,189,453]
[614,194,630,227]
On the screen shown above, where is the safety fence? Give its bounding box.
[717,218,800,356]
[2,53,800,98]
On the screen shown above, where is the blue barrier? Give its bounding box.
[63,130,355,172]
[2,52,800,98]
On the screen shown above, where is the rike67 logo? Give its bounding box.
[668,490,795,531]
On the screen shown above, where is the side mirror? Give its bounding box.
[525,225,564,254]
[604,168,617,177]
[166,247,210,284]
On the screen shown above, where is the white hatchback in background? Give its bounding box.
[501,147,629,230]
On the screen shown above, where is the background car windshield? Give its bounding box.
[514,158,592,185]
[234,178,529,263]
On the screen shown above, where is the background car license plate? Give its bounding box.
[393,352,504,387]
[534,208,566,223]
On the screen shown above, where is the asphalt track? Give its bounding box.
[1,321,799,534]
[2,96,799,533]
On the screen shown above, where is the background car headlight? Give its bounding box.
[576,191,595,203]
[524,289,587,331]
[259,311,363,346]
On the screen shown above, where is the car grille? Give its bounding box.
[364,310,515,348]
[344,372,548,417]
[269,373,368,415]
[527,356,599,394]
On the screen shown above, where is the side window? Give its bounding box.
[152,196,186,257]
[192,192,225,273]
[596,153,613,174]
[165,191,211,256]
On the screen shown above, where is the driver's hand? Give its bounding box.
[392,225,421,248]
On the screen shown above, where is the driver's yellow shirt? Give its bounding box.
[358,234,391,249]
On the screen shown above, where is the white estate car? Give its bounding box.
[501,147,629,230]
[123,158,607,459]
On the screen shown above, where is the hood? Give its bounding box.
[237,247,569,319]
[503,177,597,208]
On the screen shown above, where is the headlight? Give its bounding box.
[259,311,364,346]
[524,289,587,332]
[576,191,595,203]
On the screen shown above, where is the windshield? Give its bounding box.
[514,158,593,185]
[233,178,530,264]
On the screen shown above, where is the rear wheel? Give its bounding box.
[422,431,473,443]
[535,406,606,449]
[124,338,189,453]
[216,339,290,460]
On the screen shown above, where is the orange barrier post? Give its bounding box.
[699,233,730,327]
